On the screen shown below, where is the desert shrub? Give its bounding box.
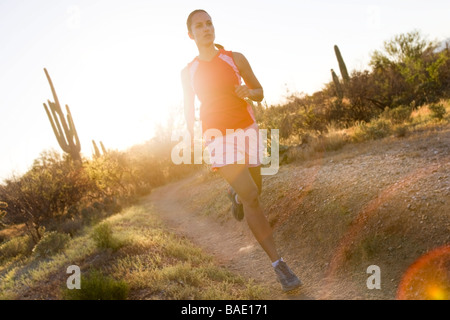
[279,114,295,139]
[369,31,449,108]
[381,105,413,124]
[0,151,92,240]
[313,133,349,152]
[102,197,122,215]
[0,234,34,262]
[345,70,385,119]
[366,118,392,139]
[393,124,409,138]
[0,140,178,240]
[63,269,129,300]
[353,119,392,142]
[84,151,132,199]
[429,104,446,119]
[80,206,102,224]
[58,218,84,237]
[32,231,70,257]
[92,222,122,251]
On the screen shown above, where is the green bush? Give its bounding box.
[92,222,122,251]
[382,105,413,124]
[103,197,122,215]
[58,218,84,237]
[63,269,129,300]
[353,118,392,141]
[429,104,446,119]
[81,205,105,225]
[32,231,70,258]
[0,151,92,234]
[0,235,34,262]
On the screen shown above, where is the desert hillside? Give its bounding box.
[1,125,448,301]
[151,125,449,300]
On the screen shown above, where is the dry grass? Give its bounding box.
[0,204,268,300]
[281,99,450,165]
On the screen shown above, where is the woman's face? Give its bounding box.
[189,11,215,46]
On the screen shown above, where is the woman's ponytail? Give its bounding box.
[214,43,224,50]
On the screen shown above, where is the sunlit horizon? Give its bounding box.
[1,0,450,181]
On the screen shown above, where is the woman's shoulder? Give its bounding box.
[218,48,245,62]
[230,51,247,64]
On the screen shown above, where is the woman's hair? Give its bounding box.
[186,9,208,34]
[186,9,224,50]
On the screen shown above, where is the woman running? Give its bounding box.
[181,9,301,292]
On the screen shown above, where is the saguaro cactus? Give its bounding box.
[92,140,107,158]
[331,69,343,99]
[92,140,101,158]
[0,201,7,227]
[43,68,81,162]
[334,45,350,84]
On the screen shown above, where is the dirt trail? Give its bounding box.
[147,175,311,300]
[147,126,450,300]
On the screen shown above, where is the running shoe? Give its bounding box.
[274,260,302,292]
[227,187,244,221]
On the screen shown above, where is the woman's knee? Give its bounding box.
[239,188,260,209]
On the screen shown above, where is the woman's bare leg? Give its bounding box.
[248,165,262,195]
[229,165,262,203]
[218,164,280,262]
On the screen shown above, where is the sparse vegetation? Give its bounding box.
[63,269,129,300]
[429,103,446,120]
[32,231,71,258]
[0,234,34,263]
[0,205,267,300]
[92,222,124,251]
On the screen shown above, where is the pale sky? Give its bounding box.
[1,0,449,181]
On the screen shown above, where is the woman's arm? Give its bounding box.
[232,52,264,102]
[181,67,196,138]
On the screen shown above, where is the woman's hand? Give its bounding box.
[235,85,264,101]
[235,85,264,102]
[235,85,251,100]
[232,52,264,102]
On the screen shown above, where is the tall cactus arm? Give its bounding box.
[334,45,350,84]
[100,141,107,155]
[44,68,62,113]
[331,69,343,99]
[92,140,101,158]
[43,102,70,153]
[66,104,81,152]
[43,102,59,141]
[42,68,82,162]
[49,100,71,153]
[49,101,67,146]
[44,69,72,138]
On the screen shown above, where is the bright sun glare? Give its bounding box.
[52,21,190,154]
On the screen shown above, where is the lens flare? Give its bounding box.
[427,284,446,300]
[397,245,450,300]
